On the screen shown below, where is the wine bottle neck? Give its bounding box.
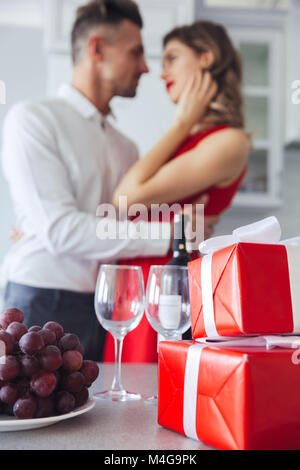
[173,216,188,253]
[173,243,187,257]
[168,217,191,265]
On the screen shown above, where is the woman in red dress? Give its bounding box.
[103,21,249,363]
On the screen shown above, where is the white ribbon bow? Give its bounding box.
[197,217,300,338]
[199,216,299,255]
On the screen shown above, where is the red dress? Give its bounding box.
[102,125,246,363]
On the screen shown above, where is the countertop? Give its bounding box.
[0,363,213,451]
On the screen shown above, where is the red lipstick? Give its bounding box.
[166,81,174,91]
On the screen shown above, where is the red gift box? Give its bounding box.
[188,242,300,338]
[158,340,300,450]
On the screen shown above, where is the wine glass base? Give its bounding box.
[143,395,157,405]
[93,389,141,402]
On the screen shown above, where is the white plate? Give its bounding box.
[0,398,95,432]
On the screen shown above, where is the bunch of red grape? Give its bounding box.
[0,308,99,419]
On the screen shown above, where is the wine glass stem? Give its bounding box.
[111,336,125,392]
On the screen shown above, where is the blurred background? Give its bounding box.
[0,0,299,304]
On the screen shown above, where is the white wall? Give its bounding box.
[0,0,44,28]
[0,25,47,264]
[203,0,289,8]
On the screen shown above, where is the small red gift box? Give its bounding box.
[158,339,300,450]
[188,242,300,338]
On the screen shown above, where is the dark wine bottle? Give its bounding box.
[167,213,192,267]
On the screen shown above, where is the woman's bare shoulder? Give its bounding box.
[211,126,249,144]
[187,126,249,187]
[197,126,250,158]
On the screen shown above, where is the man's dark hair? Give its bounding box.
[71,0,143,64]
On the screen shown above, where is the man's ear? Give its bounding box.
[199,50,214,69]
[88,34,105,63]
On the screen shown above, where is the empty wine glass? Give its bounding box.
[94,265,145,402]
[144,265,191,404]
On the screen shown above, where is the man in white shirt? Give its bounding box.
[2,0,217,360]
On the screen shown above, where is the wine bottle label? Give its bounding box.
[158,294,182,329]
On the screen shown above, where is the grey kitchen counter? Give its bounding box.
[0,363,214,451]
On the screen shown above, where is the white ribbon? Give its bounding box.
[200,254,219,338]
[198,217,300,337]
[196,335,300,349]
[183,343,206,440]
[183,335,300,441]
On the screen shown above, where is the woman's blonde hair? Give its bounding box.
[163,20,245,130]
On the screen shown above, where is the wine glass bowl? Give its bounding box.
[144,265,191,404]
[146,265,191,340]
[94,265,145,402]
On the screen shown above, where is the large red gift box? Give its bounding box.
[188,242,300,338]
[158,340,300,450]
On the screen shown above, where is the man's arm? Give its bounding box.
[2,103,171,261]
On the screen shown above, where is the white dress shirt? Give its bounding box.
[1,83,170,292]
